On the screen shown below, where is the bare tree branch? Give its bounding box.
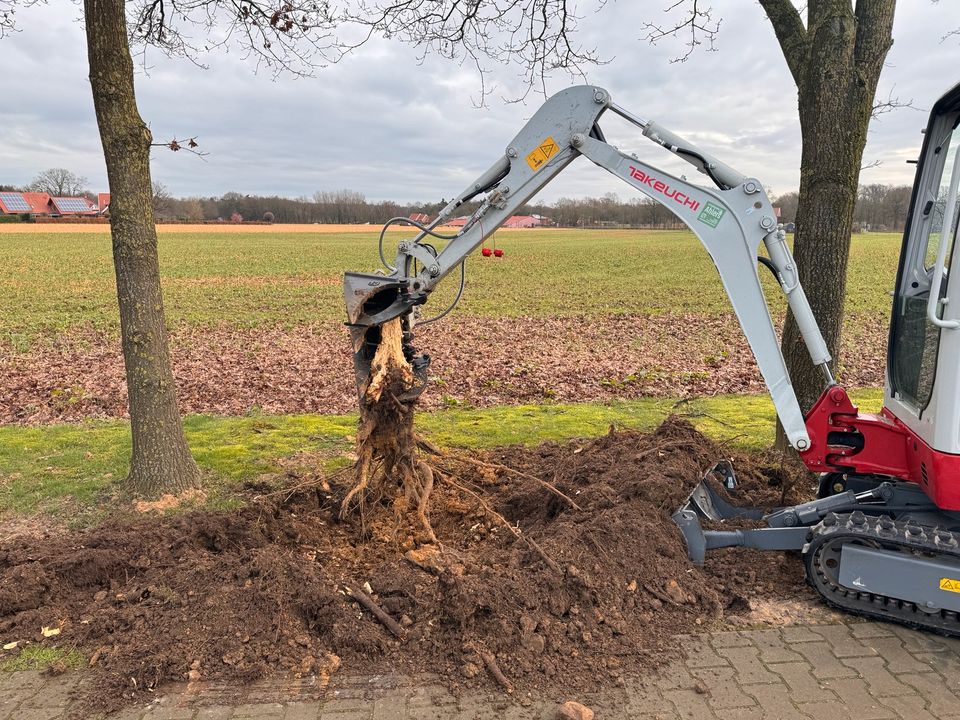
[0,0,43,38]
[640,0,721,63]
[128,0,341,78]
[123,0,608,101]
[339,0,605,104]
[931,0,960,43]
[150,135,209,159]
[871,87,915,120]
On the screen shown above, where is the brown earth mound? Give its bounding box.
[0,418,815,716]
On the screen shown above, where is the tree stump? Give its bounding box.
[342,317,436,541]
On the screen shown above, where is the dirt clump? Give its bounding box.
[0,417,814,715]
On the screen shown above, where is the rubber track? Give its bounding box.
[805,512,960,637]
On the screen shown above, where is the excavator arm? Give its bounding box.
[343,85,834,451]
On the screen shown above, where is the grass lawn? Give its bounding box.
[0,228,901,343]
[0,389,884,522]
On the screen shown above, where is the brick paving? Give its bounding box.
[5,621,960,719]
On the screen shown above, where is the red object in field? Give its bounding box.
[482,247,493,257]
[800,385,960,510]
[493,248,504,257]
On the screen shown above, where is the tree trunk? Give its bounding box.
[773,0,895,450]
[84,0,202,496]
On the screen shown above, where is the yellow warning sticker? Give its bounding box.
[526,136,560,171]
[940,578,960,593]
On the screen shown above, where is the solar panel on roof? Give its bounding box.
[54,198,93,212]
[0,192,30,212]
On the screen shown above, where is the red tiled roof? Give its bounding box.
[22,192,52,215]
[98,193,111,213]
[0,191,56,215]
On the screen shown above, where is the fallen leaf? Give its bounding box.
[3,641,18,650]
[41,626,61,638]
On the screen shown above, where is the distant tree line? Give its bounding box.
[774,184,913,232]
[152,184,915,231]
[153,188,692,228]
[2,172,916,231]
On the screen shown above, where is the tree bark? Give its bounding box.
[771,0,895,450]
[84,0,202,495]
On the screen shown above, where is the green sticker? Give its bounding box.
[698,202,726,228]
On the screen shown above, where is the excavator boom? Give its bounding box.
[343,85,833,452]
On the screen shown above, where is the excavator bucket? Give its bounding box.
[343,272,431,403]
[672,460,808,564]
[343,272,425,328]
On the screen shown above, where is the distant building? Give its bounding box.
[51,196,98,215]
[0,191,105,217]
[503,214,552,228]
[0,191,37,215]
[408,212,431,224]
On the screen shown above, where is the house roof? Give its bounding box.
[0,192,31,214]
[503,215,542,227]
[51,196,98,214]
[98,193,110,213]
[22,192,52,214]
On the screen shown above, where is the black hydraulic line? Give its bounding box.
[674,147,729,190]
[378,217,462,271]
[757,256,784,285]
[589,122,607,143]
[455,161,511,208]
[418,261,466,326]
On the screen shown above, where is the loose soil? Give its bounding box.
[0,313,886,423]
[0,418,818,716]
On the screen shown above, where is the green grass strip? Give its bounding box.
[0,390,883,518]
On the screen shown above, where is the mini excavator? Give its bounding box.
[343,83,960,635]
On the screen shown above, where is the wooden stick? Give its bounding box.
[479,650,513,693]
[346,586,406,639]
[443,454,583,511]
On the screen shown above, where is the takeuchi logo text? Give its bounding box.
[627,167,700,211]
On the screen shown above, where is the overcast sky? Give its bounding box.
[1,1,959,204]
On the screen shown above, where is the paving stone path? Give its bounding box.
[4,621,960,719]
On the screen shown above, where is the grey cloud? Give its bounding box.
[2,0,959,204]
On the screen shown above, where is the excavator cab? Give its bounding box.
[886,82,960,467]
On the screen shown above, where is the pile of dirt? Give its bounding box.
[0,418,815,715]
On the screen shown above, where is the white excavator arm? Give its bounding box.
[343,85,834,451]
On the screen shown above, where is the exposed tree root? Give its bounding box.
[435,452,582,510]
[342,319,579,559]
[438,469,563,575]
[466,643,513,693]
[345,584,407,639]
[342,318,437,543]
